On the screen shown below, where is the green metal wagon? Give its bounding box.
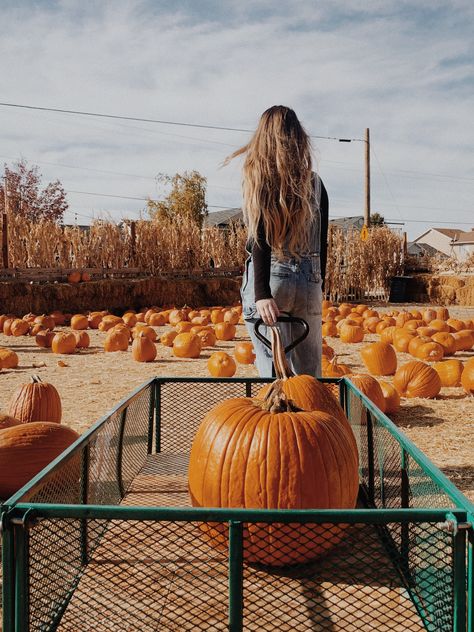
[1,377,473,631]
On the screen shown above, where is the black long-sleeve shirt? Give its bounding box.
[249,178,329,301]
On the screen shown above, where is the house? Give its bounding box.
[412,227,474,261]
[451,230,474,261]
[329,216,365,232]
[407,242,447,258]
[204,208,243,228]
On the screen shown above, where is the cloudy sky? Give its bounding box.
[0,0,473,239]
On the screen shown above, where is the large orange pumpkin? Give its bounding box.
[11,319,30,337]
[160,330,178,347]
[188,382,359,566]
[0,413,21,430]
[8,375,62,423]
[0,422,79,498]
[415,342,444,363]
[393,330,416,353]
[393,361,441,399]
[73,330,90,349]
[360,342,397,376]
[431,332,456,356]
[339,323,364,343]
[452,330,473,352]
[429,319,450,333]
[196,328,217,348]
[208,351,236,377]
[322,321,338,337]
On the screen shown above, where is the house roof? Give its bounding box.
[204,208,243,227]
[407,242,447,257]
[329,216,364,230]
[433,228,465,238]
[452,230,474,245]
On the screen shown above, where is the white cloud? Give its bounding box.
[0,0,472,237]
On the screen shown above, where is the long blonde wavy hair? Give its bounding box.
[223,105,316,258]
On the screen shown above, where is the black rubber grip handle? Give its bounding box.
[254,314,309,353]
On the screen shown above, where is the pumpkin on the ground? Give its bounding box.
[52,332,77,355]
[67,270,81,283]
[360,342,397,376]
[188,379,359,566]
[322,356,352,378]
[0,422,79,498]
[132,332,157,362]
[160,330,178,347]
[208,351,236,377]
[11,319,30,336]
[35,330,56,349]
[393,361,441,399]
[73,330,90,349]
[196,328,217,347]
[173,333,201,358]
[104,329,129,352]
[379,381,401,414]
[348,375,386,412]
[339,323,364,343]
[234,341,256,365]
[0,413,21,430]
[214,322,236,341]
[415,341,444,363]
[70,314,89,330]
[461,358,474,395]
[8,375,62,423]
[34,315,55,330]
[0,349,19,369]
[433,359,464,388]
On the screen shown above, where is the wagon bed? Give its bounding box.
[2,378,473,631]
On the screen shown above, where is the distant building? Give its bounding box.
[412,227,474,261]
[407,242,447,258]
[204,208,243,228]
[329,216,365,232]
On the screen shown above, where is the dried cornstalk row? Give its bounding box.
[2,215,248,273]
[325,226,404,302]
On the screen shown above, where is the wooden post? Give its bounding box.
[364,127,370,227]
[2,178,9,268]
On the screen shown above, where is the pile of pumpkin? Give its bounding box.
[319,301,474,413]
[0,376,79,499]
[0,306,256,375]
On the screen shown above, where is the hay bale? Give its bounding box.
[455,285,474,306]
[429,285,457,304]
[437,276,465,289]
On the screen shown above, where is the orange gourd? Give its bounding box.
[339,323,364,343]
[223,310,239,325]
[393,361,441,399]
[452,330,473,352]
[133,325,157,342]
[51,332,77,355]
[436,307,449,321]
[11,319,30,336]
[433,359,464,388]
[360,342,397,376]
[73,330,90,349]
[70,314,89,330]
[403,319,423,332]
[429,319,450,333]
[0,422,79,498]
[379,381,401,414]
[0,349,19,369]
[393,330,416,353]
[322,321,338,337]
[422,308,437,324]
[214,322,236,341]
[132,332,157,362]
[34,315,55,330]
[173,333,201,358]
[169,309,188,326]
[363,317,381,334]
[348,375,386,412]
[160,330,178,347]
[395,313,412,329]
[123,313,138,327]
[196,328,217,347]
[417,326,437,338]
[380,326,397,345]
[35,330,56,349]
[208,351,236,377]
[149,312,167,327]
[447,318,466,333]
[415,342,444,363]
[234,341,256,365]
[104,329,129,352]
[188,382,359,566]
[431,332,456,356]
[407,336,432,357]
[8,375,62,423]
[88,312,104,329]
[461,359,474,395]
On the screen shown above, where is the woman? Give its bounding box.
[224,105,328,377]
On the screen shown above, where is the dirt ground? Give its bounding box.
[0,302,473,503]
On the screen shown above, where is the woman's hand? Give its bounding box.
[256,298,280,326]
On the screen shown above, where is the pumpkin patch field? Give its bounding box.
[0,301,473,505]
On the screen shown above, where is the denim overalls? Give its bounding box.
[241,175,323,378]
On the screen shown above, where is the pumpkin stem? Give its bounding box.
[258,379,301,413]
[31,375,43,383]
[270,327,294,380]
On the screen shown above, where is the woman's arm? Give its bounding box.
[252,221,280,325]
[319,180,329,288]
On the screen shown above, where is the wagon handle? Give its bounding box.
[254,314,309,353]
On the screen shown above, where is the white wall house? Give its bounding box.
[413,228,474,261]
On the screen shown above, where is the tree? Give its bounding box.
[147,170,208,228]
[370,212,385,227]
[0,159,68,223]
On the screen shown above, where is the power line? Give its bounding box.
[65,189,235,209]
[0,101,362,141]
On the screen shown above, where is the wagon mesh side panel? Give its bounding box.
[27,517,229,632]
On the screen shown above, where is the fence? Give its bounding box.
[1,376,473,631]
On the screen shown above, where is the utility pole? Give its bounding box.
[364,127,370,227]
[2,173,9,268]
